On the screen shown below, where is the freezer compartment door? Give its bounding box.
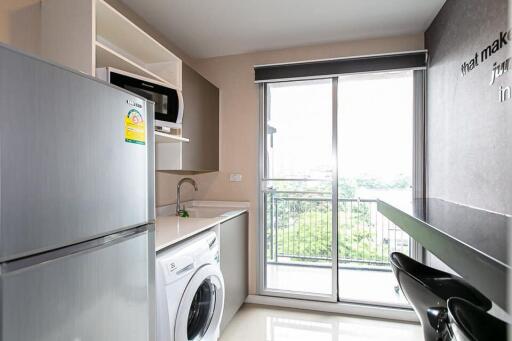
[0,46,155,261]
[0,226,154,341]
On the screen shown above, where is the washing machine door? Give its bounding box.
[175,264,225,341]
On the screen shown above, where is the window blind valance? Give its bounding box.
[254,50,428,83]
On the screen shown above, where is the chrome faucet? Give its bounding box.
[176,178,198,216]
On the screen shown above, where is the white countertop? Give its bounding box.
[155,201,248,252]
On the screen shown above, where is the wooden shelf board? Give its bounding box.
[95,0,179,65]
[155,131,189,144]
[95,41,169,85]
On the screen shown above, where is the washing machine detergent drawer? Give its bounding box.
[159,254,196,285]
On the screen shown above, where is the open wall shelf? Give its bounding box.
[95,41,169,85]
[41,0,182,90]
[155,131,189,144]
[95,0,182,89]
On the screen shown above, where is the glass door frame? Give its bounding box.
[257,71,426,306]
[257,77,339,303]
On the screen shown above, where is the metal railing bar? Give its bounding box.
[267,198,410,268]
[273,197,379,203]
[262,178,332,182]
[267,260,393,270]
[263,191,331,195]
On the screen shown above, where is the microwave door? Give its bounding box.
[125,86,168,115]
[124,85,156,102]
[107,70,182,129]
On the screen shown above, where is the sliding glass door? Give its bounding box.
[260,70,421,306]
[261,78,337,301]
[336,71,414,306]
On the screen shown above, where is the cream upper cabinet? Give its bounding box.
[41,0,182,90]
[41,0,221,174]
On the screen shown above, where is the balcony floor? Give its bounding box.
[266,263,409,306]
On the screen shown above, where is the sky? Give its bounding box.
[267,71,413,185]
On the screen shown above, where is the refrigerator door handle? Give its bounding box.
[1,224,153,274]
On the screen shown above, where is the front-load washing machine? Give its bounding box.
[156,231,224,341]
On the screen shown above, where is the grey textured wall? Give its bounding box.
[425,0,511,215]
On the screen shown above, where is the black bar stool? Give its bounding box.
[447,298,508,341]
[389,252,492,341]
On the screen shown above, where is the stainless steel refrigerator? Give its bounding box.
[0,44,156,340]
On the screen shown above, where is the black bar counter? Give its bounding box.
[378,198,510,311]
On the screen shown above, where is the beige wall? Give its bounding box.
[0,0,41,54]
[191,34,425,294]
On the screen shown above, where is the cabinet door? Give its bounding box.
[181,63,219,171]
[219,213,248,333]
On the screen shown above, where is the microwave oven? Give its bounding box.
[96,67,183,131]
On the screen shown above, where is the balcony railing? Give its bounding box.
[266,196,410,268]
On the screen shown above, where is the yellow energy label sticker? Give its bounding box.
[125,109,145,145]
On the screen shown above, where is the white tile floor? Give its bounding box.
[220,304,423,341]
[266,264,409,306]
